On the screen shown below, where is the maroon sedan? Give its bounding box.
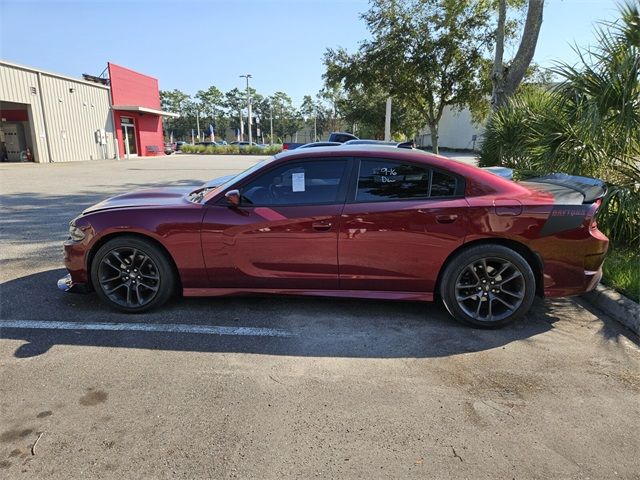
[59,146,609,327]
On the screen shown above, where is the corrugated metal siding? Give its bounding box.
[0,63,49,162]
[1,61,115,163]
[40,74,114,162]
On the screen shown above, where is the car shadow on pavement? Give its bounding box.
[1,180,206,268]
[0,269,590,360]
[1,180,204,242]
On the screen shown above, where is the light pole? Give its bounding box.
[269,100,274,145]
[196,108,201,142]
[240,74,252,144]
[313,105,317,142]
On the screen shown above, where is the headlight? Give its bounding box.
[69,222,86,241]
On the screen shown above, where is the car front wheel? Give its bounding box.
[90,236,176,313]
[440,244,536,328]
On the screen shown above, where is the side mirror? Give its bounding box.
[225,189,240,206]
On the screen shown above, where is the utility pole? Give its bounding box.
[313,105,317,142]
[196,109,201,142]
[269,100,274,145]
[240,74,252,144]
[384,97,392,141]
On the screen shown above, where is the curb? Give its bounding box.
[582,284,640,335]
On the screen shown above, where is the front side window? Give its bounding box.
[356,159,460,202]
[240,159,348,206]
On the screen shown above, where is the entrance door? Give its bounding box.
[121,118,137,156]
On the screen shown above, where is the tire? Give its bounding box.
[439,244,536,328]
[90,236,176,313]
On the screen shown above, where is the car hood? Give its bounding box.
[83,187,196,214]
[82,174,238,214]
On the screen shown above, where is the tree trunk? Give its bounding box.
[491,0,507,109]
[429,123,439,155]
[491,0,544,109]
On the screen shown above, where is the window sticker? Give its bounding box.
[292,172,305,192]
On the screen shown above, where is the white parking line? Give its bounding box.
[0,320,295,337]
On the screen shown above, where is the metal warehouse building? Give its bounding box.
[0,60,176,163]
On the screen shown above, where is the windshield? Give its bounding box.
[199,157,275,204]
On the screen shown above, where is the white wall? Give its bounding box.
[418,105,484,151]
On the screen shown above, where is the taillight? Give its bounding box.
[283,144,289,150]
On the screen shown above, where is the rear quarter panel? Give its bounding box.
[464,196,607,297]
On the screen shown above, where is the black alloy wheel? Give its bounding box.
[91,236,176,313]
[440,245,536,327]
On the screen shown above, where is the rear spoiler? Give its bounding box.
[523,173,607,204]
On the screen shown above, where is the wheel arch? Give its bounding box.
[435,238,544,298]
[86,232,183,293]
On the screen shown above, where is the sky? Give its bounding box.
[0,0,622,107]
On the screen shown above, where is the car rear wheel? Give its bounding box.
[91,236,176,313]
[440,245,535,328]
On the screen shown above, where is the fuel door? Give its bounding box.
[494,199,523,216]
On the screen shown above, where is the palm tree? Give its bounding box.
[481,1,640,244]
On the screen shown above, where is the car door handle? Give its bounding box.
[312,221,332,231]
[435,214,458,224]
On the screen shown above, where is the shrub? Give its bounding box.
[179,144,282,155]
[480,3,640,246]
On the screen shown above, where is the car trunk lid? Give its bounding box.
[520,173,607,205]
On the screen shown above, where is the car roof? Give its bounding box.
[272,145,524,196]
[343,139,399,146]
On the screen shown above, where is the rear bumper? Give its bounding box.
[543,266,603,297]
[540,227,609,298]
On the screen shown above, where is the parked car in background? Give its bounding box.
[398,140,417,149]
[174,141,188,151]
[230,141,259,147]
[298,142,342,149]
[164,143,174,155]
[194,141,229,147]
[328,132,359,143]
[59,145,609,328]
[282,142,306,150]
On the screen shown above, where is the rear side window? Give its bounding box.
[355,159,460,202]
[430,170,458,197]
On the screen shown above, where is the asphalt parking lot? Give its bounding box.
[1,153,639,479]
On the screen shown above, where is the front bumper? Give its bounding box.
[59,238,91,293]
[57,273,90,293]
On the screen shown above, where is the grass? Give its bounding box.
[602,245,640,302]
